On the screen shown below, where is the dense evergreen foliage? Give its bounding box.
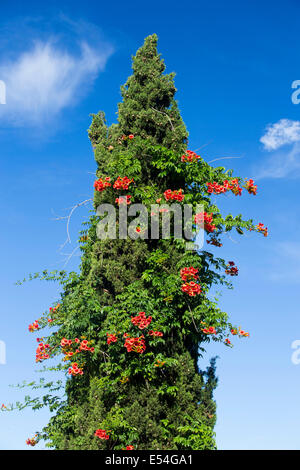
[13,34,264,450]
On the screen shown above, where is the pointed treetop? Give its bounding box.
[117,34,187,148]
[89,33,188,181]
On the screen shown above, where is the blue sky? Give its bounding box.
[1,0,300,450]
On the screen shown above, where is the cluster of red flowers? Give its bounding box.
[207,238,223,247]
[61,337,95,357]
[36,342,50,362]
[29,304,59,332]
[28,320,39,332]
[68,362,83,376]
[181,281,201,296]
[180,266,201,296]
[231,328,249,337]
[202,326,216,335]
[194,212,216,233]
[48,305,60,323]
[125,445,134,450]
[245,179,257,195]
[181,149,200,162]
[148,330,163,337]
[225,338,231,345]
[180,266,199,281]
[206,178,243,196]
[230,179,243,196]
[60,337,95,376]
[131,311,152,329]
[107,333,118,344]
[225,261,238,276]
[115,195,132,205]
[60,337,71,348]
[123,334,146,354]
[94,175,135,198]
[78,339,94,352]
[164,189,184,202]
[256,223,268,237]
[26,436,37,446]
[94,429,109,440]
[107,311,164,356]
[49,304,60,314]
[113,176,134,190]
[94,177,111,192]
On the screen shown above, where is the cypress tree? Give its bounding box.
[18,34,264,450]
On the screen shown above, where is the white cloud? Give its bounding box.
[0,39,113,126]
[256,119,300,179]
[260,119,300,151]
[255,142,300,179]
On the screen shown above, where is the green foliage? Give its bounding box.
[11,34,262,450]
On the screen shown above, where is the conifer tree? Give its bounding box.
[15,34,266,450]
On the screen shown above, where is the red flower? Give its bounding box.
[124,335,146,354]
[181,149,200,162]
[126,445,134,450]
[180,266,199,281]
[115,195,131,205]
[28,320,39,332]
[239,329,249,337]
[245,179,257,195]
[148,330,163,337]
[256,223,268,237]
[194,212,216,233]
[68,362,84,376]
[225,261,238,276]
[107,333,118,344]
[35,342,51,362]
[206,178,242,196]
[60,337,72,347]
[26,437,37,446]
[164,189,184,202]
[131,311,152,329]
[113,176,134,190]
[94,429,109,440]
[181,281,201,296]
[128,134,134,140]
[202,326,216,335]
[94,177,111,192]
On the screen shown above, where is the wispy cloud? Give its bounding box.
[0,25,113,126]
[260,119,300,151]
[256,141,300,179]
[255,119,300,179]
